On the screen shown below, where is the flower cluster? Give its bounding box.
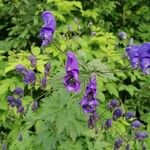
[40,11,56,47]
[80,74,99,128]
[63,51,80,92]
[7,87,24,113]
[104,99,148,149]
[16,55,36,85]
[126,42,150,74]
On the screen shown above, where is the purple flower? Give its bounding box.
[80,74,99,113]
[105,119,112,129]
[18,133,23,141]
[124,111,135,120]
[7,96,16,107]
[41,76,47,88]
[118,31,127,40]
[41,11,56,32]
[138,42,150,74]
[40,27,53,47]
[23,70,36,85]
[135,131,148,141]
[80,98,99,113]
[63,51,80,92]
[88,111,99,129]
[40,11,56,47]
[108,99,120,110]
[114,138,123,149]
[29,55,37,68]
[44,63,51,76]
[15,99,22,108]
[17,106,24,113]
[131,120,142,128]
[14,87,24,97]
[32,101,38,112]
[126,45,141,69]
[15,64,27,74]
[113,108,123,120]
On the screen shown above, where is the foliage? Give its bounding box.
[0,0,150,149]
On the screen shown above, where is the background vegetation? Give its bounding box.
[0,0,150,149]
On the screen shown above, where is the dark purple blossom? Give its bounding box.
[44,63,51,76]
[15,64,27,74]
[15,99,22,108]
[88,111,99,129]
[114,138,123,150]
[40,11,56,47]
[126,45,141,69]
[118,31,127,40]
[138,42,150,74]
[135,131,148,141]
[131,120,142,128]
[80,74,99,113]
[41,76,47,88]
[124,111,135,120]
[23,70,36,85]
[17,106,24,113]
[32,101,38,112]
[113,108,123,120]
[14,87,24,97]
[7,96,16,107]
[64,51,80,92]
[29,55,37,68]
[105,119,112,129]
[108,99,120,110]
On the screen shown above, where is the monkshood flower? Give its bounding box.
[15,64,27,74]
[88,111,99,129]
[14,87,24,97]
[40,11,56,47]
[15,99,22,108]
[118,31,127,40]
[124,111,135,120]
[23,70,36,85]
[64,51,80,92]
[135,131,148,141]
[41,76,47,88]
[7,96,16,107]
[126,44,141,69]
[114,138,123,150]
[108,99,120,110]
[17,106,24,113]
[131,120,142,129]
[80,74,99,113]
[29,55,37,68]
[105,119,112,129]
[113,108,123,120]
[138,42,150,74]
[18,133,23,141]
[32,101,38,112]
[44,63,51,76]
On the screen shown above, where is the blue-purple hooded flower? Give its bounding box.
[80,74,99,113]
[138,42,150,74]
[63,51,80,92]
[126,45,141,69]
[29,55,37,68]
[23,70,36,85]
[40,11,56,47]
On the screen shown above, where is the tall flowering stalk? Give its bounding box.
[63,51,80,92]
[40,11,56,47]
[80,74,99,128]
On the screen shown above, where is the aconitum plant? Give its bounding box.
[5,10,150,150]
